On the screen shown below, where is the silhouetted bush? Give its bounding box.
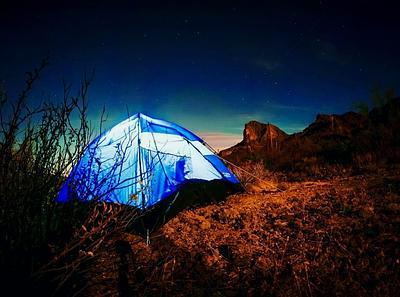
[0,59,96,294]
[0,61,141,295]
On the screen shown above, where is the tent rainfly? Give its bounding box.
[57,113,240,210]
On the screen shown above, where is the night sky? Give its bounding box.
[1,1,399,149]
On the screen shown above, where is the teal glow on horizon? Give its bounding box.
[1,1,399,147]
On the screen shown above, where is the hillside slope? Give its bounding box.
[220,98,400,175]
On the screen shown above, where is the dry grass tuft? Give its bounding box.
[230,161,279,193]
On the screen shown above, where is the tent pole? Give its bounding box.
[137,113,145,210]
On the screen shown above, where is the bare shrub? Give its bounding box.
[0,59,142,295]
[0,59,164,295]
[0,58,95,291]
[34,202,138,295]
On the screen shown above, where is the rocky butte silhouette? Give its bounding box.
[220,98,400,176]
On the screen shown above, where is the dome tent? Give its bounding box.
[58,113,240,229]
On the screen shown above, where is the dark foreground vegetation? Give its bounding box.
[0,64,399,296]
[0,62,135,295]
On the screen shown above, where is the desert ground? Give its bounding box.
[82,167,400,296]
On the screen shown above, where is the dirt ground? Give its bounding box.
[86,172,400,296]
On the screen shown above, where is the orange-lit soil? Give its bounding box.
[87,172,400,296]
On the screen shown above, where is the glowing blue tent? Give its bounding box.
[58,113,239,210]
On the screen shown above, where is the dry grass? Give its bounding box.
[230,161,280,193]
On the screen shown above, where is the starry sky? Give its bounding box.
[1,0,399,149]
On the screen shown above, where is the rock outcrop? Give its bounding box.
[220,121,288,164]
[220,98,400,172]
